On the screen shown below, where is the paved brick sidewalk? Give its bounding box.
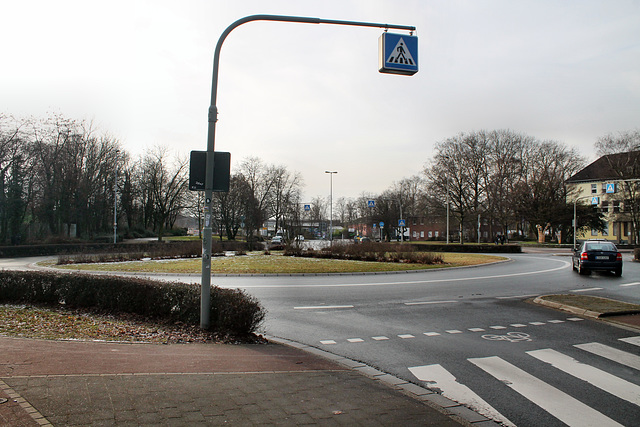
[0,337,471,426]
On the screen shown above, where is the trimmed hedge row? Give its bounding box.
[0,271,264,336]
[408,243,522,253]
[0,240,249,258]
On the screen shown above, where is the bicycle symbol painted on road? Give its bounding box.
[482,332,532,343]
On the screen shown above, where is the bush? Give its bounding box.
[0,271,265,336]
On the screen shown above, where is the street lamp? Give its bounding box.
[325,171,337,243]
[113,150,119,244]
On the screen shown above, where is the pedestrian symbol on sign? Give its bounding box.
[387,39,414,65]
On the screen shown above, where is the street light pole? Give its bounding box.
[325,171,337,244]
[113,150,119,244]
[200,15,416,329]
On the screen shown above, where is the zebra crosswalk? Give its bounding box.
[409,336,640,427]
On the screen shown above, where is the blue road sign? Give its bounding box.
[398,219,406,227]
[378,32,418,76]
[606,183,615,194]
[367,200,375,208]
[373,223,377,228]
[591,196,600,205]
[304,204,311,211]
[379,221,385,227]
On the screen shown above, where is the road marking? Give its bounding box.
[404,300,458,305]
[547,320,565,324]
[469,356,623,427]
[570,287,603,292]
[320,340,336,345]
[620,336,640,347]
[232,257,570,288]
[482,332,531,342]
[294,305,354,310]
[424,332,441,337]
[620,282,640,287]
[408,364,515,427]
[398,334,415,339]
[528,348,640,405]
[567,317,584,321]
[489,325,506,330]
[347,338,364,343]
[510,323,527,328]
[468,328,485,332]
[446,330,463,334]
[529,322,546,326]
[496,294,539,299]
[372,336,389,341]
[575,342,640,371]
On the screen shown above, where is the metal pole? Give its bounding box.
[200,15,415,329]
[113,150,119,244]
[446,179,450,244]
[325,171,337,243]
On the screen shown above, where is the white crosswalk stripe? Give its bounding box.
[528,348,640,405]
[576,342,640,371]
[469,355,623,427]
[408,364,516,427]
[408,339,640,426]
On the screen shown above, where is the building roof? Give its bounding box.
[566,151,640,183]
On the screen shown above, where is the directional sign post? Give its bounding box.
[200,15,416,330]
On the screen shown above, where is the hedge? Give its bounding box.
[0,240,249,258]
[0,270,264,336]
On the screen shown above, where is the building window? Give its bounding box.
[412,218,417,226]
[591,228,598,236]
[428,231,432,238]
[435,231,439,238]
[613,201,620,213]
[591,184,597,194]
[420,218,424,225]
[421,231,425,238]
[413,231,417,238]
[601,201,609,213]
[602,222,608,236]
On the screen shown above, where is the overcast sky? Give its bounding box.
[2,0,639,201]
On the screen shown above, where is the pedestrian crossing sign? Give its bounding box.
[379,32,418,76]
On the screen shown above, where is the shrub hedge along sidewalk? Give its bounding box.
[0,271,264,337]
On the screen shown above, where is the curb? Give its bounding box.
[533,296,640,331]
[266,335,501,427]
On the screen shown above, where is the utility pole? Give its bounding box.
[200,15,416,329]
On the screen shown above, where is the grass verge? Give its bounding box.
[45,252,506,274]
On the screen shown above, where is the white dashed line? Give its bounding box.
[510,324,527,328]
[446,330,463,334]
[294,305,354,310]
[569,287,603,293]
[347,338,364,343]
[548,320,565,324]
[399,334,415,339]
[468,328,485,332]
[320,340,337,345]
[424,332,441,337]
[620,282,640,287]
[490,326,507,330]
[529,322,546,326]
[404,300,458,305]
[372,336,389,341]
[567,317,584,322]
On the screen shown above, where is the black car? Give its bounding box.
[572,240,622,276]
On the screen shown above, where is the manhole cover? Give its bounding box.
[0,398,9,404]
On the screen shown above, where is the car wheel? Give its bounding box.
[572,260,577,271]
[614,267,622,277]
[577,264,590,275]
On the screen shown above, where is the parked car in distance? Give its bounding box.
[572,239,622,276]
[271,235,283,244]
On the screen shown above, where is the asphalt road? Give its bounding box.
[186,250,640,426]
[5,249,640,426]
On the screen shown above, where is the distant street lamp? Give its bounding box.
[325,171,337,243]
[113,150,119,244]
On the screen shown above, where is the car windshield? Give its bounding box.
[584,243,617,252]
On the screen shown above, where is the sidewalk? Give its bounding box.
[0,336,480,426]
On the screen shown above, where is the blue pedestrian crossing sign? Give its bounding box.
[378,32,418,76]
[367,200,375,208]
[304,204,311,212]
[606,183,616,194]
[398,219,406,227]
[591,196,600,205]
